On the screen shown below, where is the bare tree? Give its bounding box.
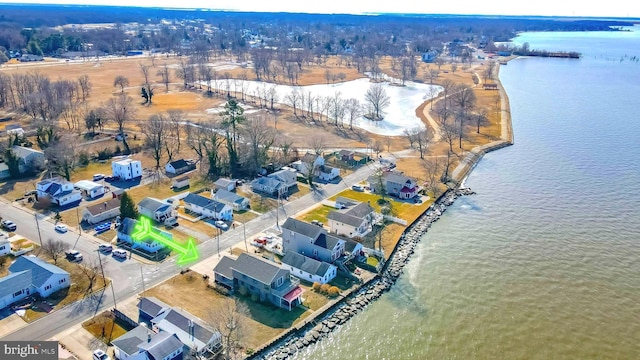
[103,94,137,153]
[441,119,457,152]
[364,83,390,120]
[207,299,250,360]
[371,140,383,158]
[243,116,276,175]
[142,114,167,171]
[345,98,362,130]
[474,110,489,134]
[113,75,129,94]
[284,87,301,118]
[422,156,442,198]
[309,135,326,156]
[42,238,67,265]
[175,58,195,89]
[165,110,183,160]
[426,68,439,84]
[140,63,154,105]
[44,134,78,181]
[78,258,102,295]
[157,64,171,92]
[77,75,91,102]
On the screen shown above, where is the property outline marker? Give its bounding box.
[131,216,199,265]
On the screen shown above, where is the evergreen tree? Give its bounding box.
[221,99,245,177]
[119,191,138,220]
[3,148,21,178]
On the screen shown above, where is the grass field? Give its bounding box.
[82,311,132,345]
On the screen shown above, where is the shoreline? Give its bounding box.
[248,65,515,359]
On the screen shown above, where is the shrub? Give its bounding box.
[77,151,90,167]
[320,284,330,294]
[97,148,113,160]
[251,293,259,302]
[312,282,322,292]
[328,286,340,298]
[238,286,249,297]
[246,348,255,355]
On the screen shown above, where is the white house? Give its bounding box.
[318,165,340,181]
[281,251,337,284]
[165,159,195,175]
[0,163,10,180]
[117,218,166,253]
[212,189,250,211]
[112,158,142,181]
[0,238,10,256]
[0,255,70,309]
[327,201,377,239]
[138,197,176,225]
[269,167,298,189]
[82,198,121,225]
[171,175,190,189]
[5,124,24,137]
[290,152,324,175]
[74,180,105,199]
[36,178,82,207]
[111,325,184,360]
[214,177,236,192]
[183,193,232,221]
[12,146,45,174]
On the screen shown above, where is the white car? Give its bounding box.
[92,349,110,360]
[112,249,127,259]
[92,174,105,181]
[214,220,229,230]
[54,224,68,233]
[98,244,113,253]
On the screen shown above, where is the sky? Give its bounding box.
[4,0,640,18]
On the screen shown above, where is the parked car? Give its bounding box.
[54,224,68,233]
[99,244,113,253]
[93,174,105,181]
[104,174,115,182]
[1,219,17,231]
[92,349,111,360]
[94,222,111,234]
[113,249,127,259]
[351,185,364,192]
[214,220,229,230]
[65,249,83,262]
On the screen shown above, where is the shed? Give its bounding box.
[214,178,236,192]
[74,180,105,199]
[172,176,190,189]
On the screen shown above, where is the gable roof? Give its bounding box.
[319,165,337,174]
[168,159,189,169]
[327,211,365,227]
[74,180,103,191]
[313,233,344,250]
[138,296,171,318]
[214,178,235,187]
[281,252,333,277]
[137,331,183,360]
[152,307,218,351]
[385,171,414,185]
[344,202,374,218]
[232,253,289,285]
[252,176,283,189]
[214,189,247,205]
[85,198,121,216]
[282,217,324,239]
[0,270,33,298]
[183,193,228,213]
[45,183,62,196]
[8,256,69,287]
[344,238,364,253]
[12,146,43,159]
[112,325,151,356]
[213,256,237,280]
[138,197,171,213]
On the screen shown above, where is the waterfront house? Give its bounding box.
[212,189,250,211]
[36,177,82,207]
[327,201,377,239]
[82,198,121,225]
[183,193,232,221]
[0,256,70,309]
[74,180,105,199]
[165,159,195,176]
[138,197,176,224]
[112,158,142,181]
[280,251,337,284]
[281,217,346,263]
[214,177,236,192]
[111,324,184,360]
[12,146,45,173]
[367,171,419,199]
[213,253,303,311]
[117,217,166,253]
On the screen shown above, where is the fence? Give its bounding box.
[383,214,407,225]
[112,308,138,329]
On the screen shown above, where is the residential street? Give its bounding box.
[0,160,379,341]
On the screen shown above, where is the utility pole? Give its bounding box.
[97,250,106,289]
[243,222,248,252]
[217,230,220,258]
[140,265,146,294]
[34,213,43,255]
[76,207,81,235]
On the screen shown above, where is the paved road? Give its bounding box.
[0,161,379,341]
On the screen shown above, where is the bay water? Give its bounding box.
[292,27,640,359]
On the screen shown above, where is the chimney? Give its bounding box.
[148,332,151,342]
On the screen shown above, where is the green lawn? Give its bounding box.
[298,204,334,223]
[124,178,190,204]
[329,190,433,223]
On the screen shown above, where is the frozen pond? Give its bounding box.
[203,76,442,136]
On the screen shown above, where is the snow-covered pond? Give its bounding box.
[203,76,442,136]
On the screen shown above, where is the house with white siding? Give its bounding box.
[0,256,70,309]
[36,178,82,207]
[112,158,142,181]
[74,180,105,199]
[183,193,232,221]
[12,146,45,173]
[281,251,337,284]
[138,197,176,225]
[82,198,121,225]
[212,189,250,211]
[327,201,377,239]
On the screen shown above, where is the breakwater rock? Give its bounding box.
[252,187,474,360]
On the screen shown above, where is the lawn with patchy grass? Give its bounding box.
[142,272,314,350]
[329,189,433,223]
[82,311,133,345]
[69,162,114,183]
[233,210,259,224]
[124,178,190,204]
[237,188,278,214]
[298,204,334,223]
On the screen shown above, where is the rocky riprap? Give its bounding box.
[253,188,474,360]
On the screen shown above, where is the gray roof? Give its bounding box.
[344,238,363,253]
[152,307,217,351]
[9,256,69,287]
[112,325,150,356]
[214,178,235,187]
[118,217,138,235]
[137,331,183,360]
[168,159,189,170]
[345,202,374,218]
[138,296,171,318]
[183,193,228,212]
[45,183,62,196]
[319,165,337,174]
[138,197,171,213]
[335,196,358,207]
[313,233,344,251]
[385,171,414,186]
[85,198,121,216]
[281,252,333,277]
[282,218,324,239]
[214,189,247,205]
[0,270,33,298]
[232,253,289,286]
[213,256,237,280]
[252,176,282,189]
[327,211,365,227]
[12,146,43,159]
